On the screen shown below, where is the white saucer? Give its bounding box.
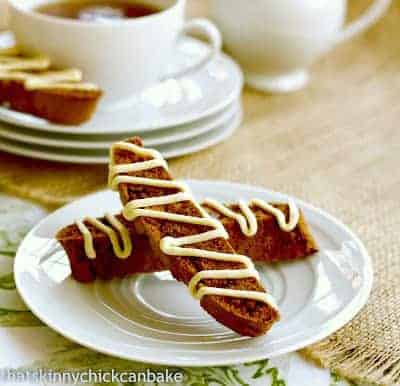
[14,181,373,366]
[0,37,243,135]
[0,108,242,163]
[0,100,239,149]
[159,109,241,159]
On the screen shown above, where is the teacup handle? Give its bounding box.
[165,18,222,79]
[336,0,391,43]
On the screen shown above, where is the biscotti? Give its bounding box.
[108,137,280,337]
[57,214,165,282]
[57,201,318,282]
[207,202,318,263]
[0,53,102,125]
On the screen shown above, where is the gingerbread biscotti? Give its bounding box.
[107,137,280,337]
[57,213,166,282]
[0,52,102,125]
[206,201,318,263]
[57,201,318,282]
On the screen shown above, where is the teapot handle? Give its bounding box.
[336,0,391,43]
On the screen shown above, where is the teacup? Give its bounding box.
[209,0,391,93]
[9,0,222,107]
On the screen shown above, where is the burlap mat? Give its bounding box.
[0,1,399,385]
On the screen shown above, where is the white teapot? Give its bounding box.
[209,0,391,92]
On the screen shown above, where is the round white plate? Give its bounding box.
[0,37,243,135]
[0,109,241,163]
[0,100,239,149]
[14,181,372,367]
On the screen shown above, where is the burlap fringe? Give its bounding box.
[302,340,400,386]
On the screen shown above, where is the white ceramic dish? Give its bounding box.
[0,100,239,149]
[14,181,372,367]
[0,36,243,134]
[0,109,241,163]
[208,0,390,93]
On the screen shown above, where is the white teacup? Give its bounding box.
[209,0,391,93]
[9,0,222,107]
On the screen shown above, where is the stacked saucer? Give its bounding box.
[0,36,243,164]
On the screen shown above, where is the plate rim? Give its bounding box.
[0,101,239,150]
[158,108,241,159]
[14,180,373,367]
[0,108,241,164]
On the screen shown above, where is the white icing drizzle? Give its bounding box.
[0,59,99,91]
[203,198,300,236]
[108,141,279,310]
[75,213,132,259]
[24,69,82,90]
[76,219,96,259]
[29,82,100,91]
[0,55,50,72]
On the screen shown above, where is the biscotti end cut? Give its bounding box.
[0,77,102,125]
[56,214,165,283]
[213,204,319,263]
[0,54,103,125]
[31,87,103,125]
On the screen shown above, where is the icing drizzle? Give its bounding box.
[0,57,99,91]
[76,197,299,261]
[0,55,50,72]
[203,198,299,236]
[107,141,281,310]
[76,214,132,259]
